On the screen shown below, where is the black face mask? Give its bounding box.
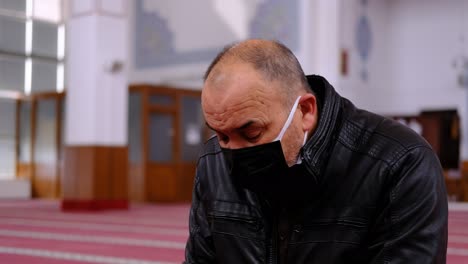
[220,97,315,201]
[221,140,316,202]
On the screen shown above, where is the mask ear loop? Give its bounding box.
[274,96,302,142]
[296,131,308,165]
[302,131,309,146]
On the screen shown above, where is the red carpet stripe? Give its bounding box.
[0,246,178,264]
[0,224,188,243]
[0,200,188,263]
[0,252,88,264]
[0,200,467,263]
[0,218,188,236]
[0,212,187,228]
[0,229,186,249]
[0,236,184,262]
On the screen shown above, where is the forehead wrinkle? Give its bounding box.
[203,75,271,111]
[202,61,287,134]
[204,98,270,132]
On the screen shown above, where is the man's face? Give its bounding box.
[202,62,306,165]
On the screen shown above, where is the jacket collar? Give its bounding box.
[301,75,343,184]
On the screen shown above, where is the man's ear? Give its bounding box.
[299,93,318,132]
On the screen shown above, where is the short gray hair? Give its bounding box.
[204,39,313,107]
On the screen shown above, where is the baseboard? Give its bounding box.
[0,179,31,199]
[61,199,128,211]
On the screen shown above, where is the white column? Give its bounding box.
[304,0,340,86]
[65,0,128,146]
[62,0,129,210]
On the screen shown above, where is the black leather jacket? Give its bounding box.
[185,75,448,263]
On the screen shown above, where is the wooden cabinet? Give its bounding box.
[419,110,460,170]
[391,110,460,170]
[128,85,205,203]
[390,109,462,200]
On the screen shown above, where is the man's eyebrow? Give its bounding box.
[237,120,255,130]
[205,120,257,132]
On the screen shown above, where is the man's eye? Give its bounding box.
[244,131,262,141]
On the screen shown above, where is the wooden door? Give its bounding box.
[16,99,33,180]
[146,106,178,202]
[128,85,203,202]
[128,91,145,202]
[31,93,63,198]
[177,94,205,201]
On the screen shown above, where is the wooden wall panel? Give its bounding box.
[145,163,195,202]
[61,147,76,199]
[62,146,128,211]
[62,146,94,200]
[16,163,32,180]
[129,163,145,202]
[109,147,128,200]
[177,163,196,202]
[94,147,110,200]
[462,161,468,176]
[33,163,57,198]
[462,161,468,201]
[77,147,96,199]
[147,164,177,202]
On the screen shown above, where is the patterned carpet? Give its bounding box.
[0,200,188,263]
[0,200,466,263]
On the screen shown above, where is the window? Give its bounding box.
[0,98,16,179]
[0,0,65,94]
[0,0,64,179]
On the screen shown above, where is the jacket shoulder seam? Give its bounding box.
[335,138,393,167]
[339,118,427,165]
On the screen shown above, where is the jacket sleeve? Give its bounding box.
[368,146,448,263]
[184,160,216,263]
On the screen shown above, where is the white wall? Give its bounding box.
[338,0,468,159]
[0,179,31,198]
[127,0,468,158]
[337,0,392,111]
[65,0,129,146]
[128,0,244,89]
[387,0,468,159]
[127,0,324,89]
[387,0,466,113]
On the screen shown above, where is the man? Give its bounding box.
[184,39,448,263]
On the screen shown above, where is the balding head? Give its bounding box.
[201,39,319,165]
[204,39,312,107]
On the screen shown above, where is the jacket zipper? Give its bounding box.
[270,214,278,264]
[261,198,277,264]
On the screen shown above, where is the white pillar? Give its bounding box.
[66,0,128,146]
[305,0,340,86]
[62,0,129,211]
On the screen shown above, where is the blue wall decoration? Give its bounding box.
[249,0,299,51]
[134,0,218,70]
[134,0,300,70]
[355,0,372,81]
[356,16,371,62]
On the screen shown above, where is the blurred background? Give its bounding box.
[0,0,468,263]
[0,0,467,202]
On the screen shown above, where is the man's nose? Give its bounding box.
[221,140,245,150]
